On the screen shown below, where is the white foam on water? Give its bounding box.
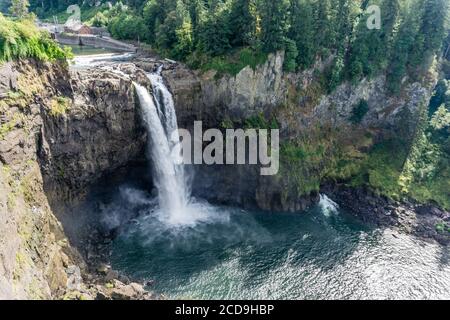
[319,194,340,217]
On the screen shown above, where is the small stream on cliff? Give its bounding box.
[74,54,450,300]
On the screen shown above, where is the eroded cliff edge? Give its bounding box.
[0,60,151,299]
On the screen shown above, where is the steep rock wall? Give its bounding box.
[159,52,437,211]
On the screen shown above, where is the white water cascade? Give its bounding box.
[135,65,229,228]
[134,66,191,226]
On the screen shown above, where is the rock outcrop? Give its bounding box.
[0,60,149,299]
[39,64,149,205]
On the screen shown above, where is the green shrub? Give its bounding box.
[0,14,71,63]
[109,13,150,42]
[49,96,70,116]
[89,12,109,27]
[283,39,298,72]
[436,222,450,233]
[244,113,279,130]
[350,99,369,124]
[198,48,267,78]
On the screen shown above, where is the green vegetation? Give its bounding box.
[243,113,279,130]
[29,0,449,87]
[0,113,25,140]
[0,14,72,62]
[0,119,18,140]
[195,48,267,77]
[0,1,11,14]
[22,1,449,209]
[221,113,278,130]
[347,96,450,209]
[279,127,370,197]
[31,1,112,24]
[350,100,369,124]
[278,100,450,210]
[49,96,70,116]
[436,222,450,233]
[280,137,328,195]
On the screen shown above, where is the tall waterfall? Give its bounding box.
[134,66,190,225]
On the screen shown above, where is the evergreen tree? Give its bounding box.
[228,0,255,47]
[407,0,448,70]
[420,0,448,60]
[367,0,400,71]
[313,0,333,56]
[198,1,232,55]
[173,0,194,59]
[188,0,207,46]
[283,38,298,72]
[387,3,421,93]
[289,0,315,69]
[0,0,11,13]
[259,0,289,53]
[143,0,163,44]
[346,11,370,81]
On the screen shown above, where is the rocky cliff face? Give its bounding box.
[39,64,149,205]
[157,52,437,212]
[0,60,83,299]
[163,52,436,133]
[0,60,148,299]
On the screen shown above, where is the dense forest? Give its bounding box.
[25,0,449,93]
[1,0,449,208]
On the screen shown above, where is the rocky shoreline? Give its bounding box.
[324,184,450,246]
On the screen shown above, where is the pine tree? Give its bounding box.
[283,38,298,72]
[346,12,370,81]
[387,5,421,93]
[173,0,194,59]
[408,0,449,70]
[334,0,355,52]
[289,0,315,69]
[367,0,400,71]
[198,2,232,55]
[228,0,255,47]
[313,0,333,56]
[259,0,289,53]
[420,0,448,58]
[188,0,206,46]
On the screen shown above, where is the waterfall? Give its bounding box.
[133,66,190,225]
